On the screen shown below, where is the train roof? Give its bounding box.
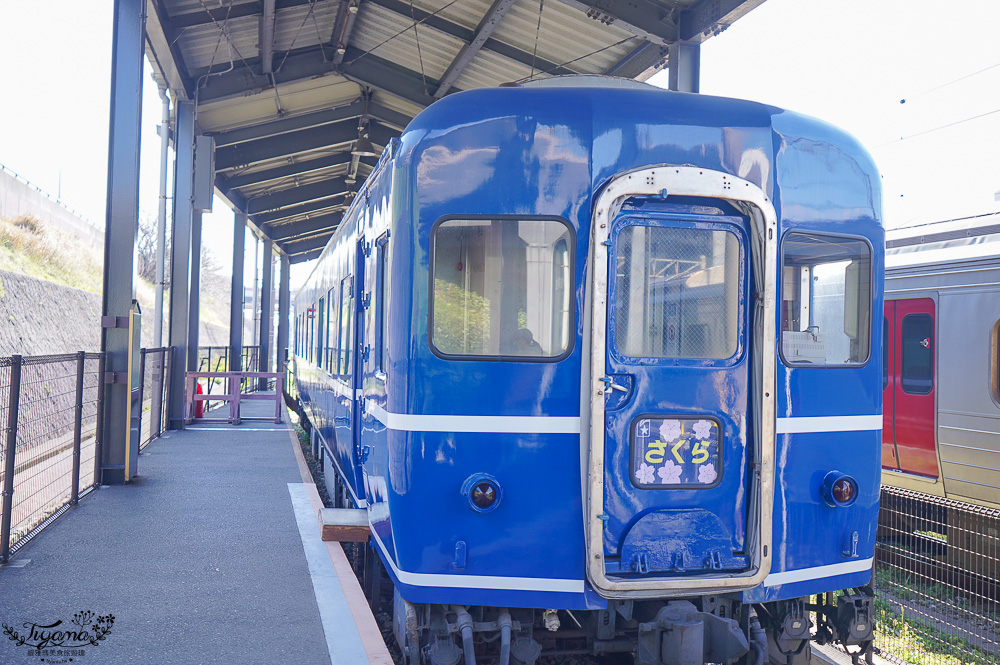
[886,211,1000,269]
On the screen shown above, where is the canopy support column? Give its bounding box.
[276,252,291,379]
[258,239,274,390]
[668,41,700,93]
[167,100,196,430]
[99,0,146,484]
[229,212,247,372]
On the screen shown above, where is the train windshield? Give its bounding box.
[781,233,872,366]
[430,217,573,359]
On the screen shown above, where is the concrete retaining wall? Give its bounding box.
[0,165,103,250]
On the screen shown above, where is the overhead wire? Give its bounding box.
[345,0,464,66]
[515,37,632,83]
[409,0,430,96]
[874,108,1000,148]
[276,0,321,73]
[900,61,1000,103]
[530,0,545,80]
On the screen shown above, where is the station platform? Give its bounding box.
[0,399,392,665]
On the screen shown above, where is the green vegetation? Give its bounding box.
[876,598,993,665]
[0,215,102,292]
[432,278,490,354]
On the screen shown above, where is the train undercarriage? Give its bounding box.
[348,535,876,665]
[384,582,876,665]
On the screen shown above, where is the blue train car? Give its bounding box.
[293,77,883,665]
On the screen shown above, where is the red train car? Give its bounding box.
[882,212,1000,509]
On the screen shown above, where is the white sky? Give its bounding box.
[1,0,999,282]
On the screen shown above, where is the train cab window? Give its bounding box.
[901,313,933,394]
[780,233,872,366]
[614,225,740,360]
[430,218,573,360]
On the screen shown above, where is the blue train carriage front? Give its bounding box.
[330,78,882,665]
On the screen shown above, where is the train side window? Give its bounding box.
[339,275,354,375]
[307,306,315,364]
[430,217,574,360]
[316,296,326,367]
[900,313,933,395]
[326,288,337,373]
[615,225,740,360]
[993,320,1000,405]
[376,232,390,374]
[780,233,872,366]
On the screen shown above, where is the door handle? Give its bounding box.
[600,376,628,392]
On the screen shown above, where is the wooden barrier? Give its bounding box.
[184,372,285,425]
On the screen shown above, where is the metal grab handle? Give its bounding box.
[600,376,628,392]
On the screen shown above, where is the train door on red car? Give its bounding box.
[601,211,751,576]
[882,304,899,469]
[886,298,938,477]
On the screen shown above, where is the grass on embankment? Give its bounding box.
[0,214,103,293]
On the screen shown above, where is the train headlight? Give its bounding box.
[821,471,859,507]
[462,474,502,513]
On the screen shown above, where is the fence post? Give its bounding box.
[93,353,106,487]
[136,348,147,449]
[150,349,163,438]
[1,354,23,563]
[163,347,173,432]
[71,351,85,506]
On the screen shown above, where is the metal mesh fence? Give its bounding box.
[875,486,1000,665]
[1,353,103,560]
[139,348,170,450]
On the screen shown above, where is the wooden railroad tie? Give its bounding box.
[319,508,370,542]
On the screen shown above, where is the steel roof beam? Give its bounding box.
[194,46,436,111]
[281,232,335,256]
[211,100,367,147]
[338,47,440,108]
[196,49,339,103]
[252,197,347,225]
[604,42,666,79]
[147,0,196,98]
[222,154,370,190]
[260,0,277,75]
[266,212,344,241]
[215,118,394,171]
[168,0,314,30]
[209,99,410,147]
[289,247,323,264]
[330,0,361,65]
[551,0,679,46]
[434,0,517,99]
[365,0,577,80]
[679,0,767,42]
[247,177,350,215]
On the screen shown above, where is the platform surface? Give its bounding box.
[0,400,389,665]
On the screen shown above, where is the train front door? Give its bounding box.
[600,210,752,578]
[884,298,938,477]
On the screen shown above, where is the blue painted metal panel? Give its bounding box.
[291,83,883,610]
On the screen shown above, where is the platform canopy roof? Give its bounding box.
[145,0,765,263]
